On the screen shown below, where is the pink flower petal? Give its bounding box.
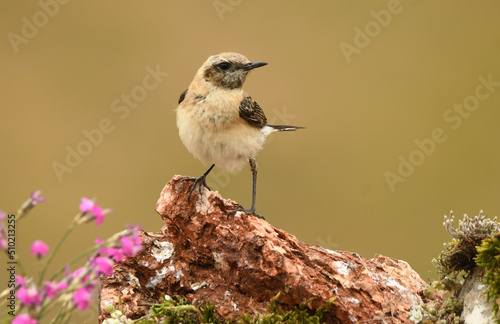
[17,285,42,306]
[105,247,124,262]
[73,286,93,310]
[79,197,95,213]
[91,205,111,226]
[30,190,46,203]
[94,257,114,276]
[92,205,105,226]
[44,280,68,298]
[15,275,25,287]
[31,240,49,256]
[12,313,37,324]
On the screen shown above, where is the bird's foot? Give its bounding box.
[182,176,211,203]
[227,204,264,220]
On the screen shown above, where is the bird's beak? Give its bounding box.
[243,61,268,71]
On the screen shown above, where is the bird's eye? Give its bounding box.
[217,62,231,71]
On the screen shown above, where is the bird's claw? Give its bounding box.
[227,205,264,220]
[182,176,211,203]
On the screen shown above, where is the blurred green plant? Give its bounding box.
[103,293,336,324]
[409,211,500,323]
[475,234,500,321]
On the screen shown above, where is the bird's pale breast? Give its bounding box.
[177,90,265,172]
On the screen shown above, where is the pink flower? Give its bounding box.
[104,247,124,262]
[91,205,108,226]
[120,224,143,258]
[17,285,42,306]
[0,210,6,222]
[16,275,25,287]
[30,190,46,204]
[73,286,93,310]
[120,236,142,258]
[95,238,103,244]
[72,267,85,278]
[79,197,111,226]
[31,240,49,257]
[79,197,94,213]
[18,191,46,218]
[71,267,91,285]
[43,280,68,298]
[12,314,37,324]
[99,225,143,262]
[93,257,114,276]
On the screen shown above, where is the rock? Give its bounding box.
[99,175,428,323]
[459,267,497,323]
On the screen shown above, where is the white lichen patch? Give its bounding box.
[385,276,421,305]
[333,261,350,276]
[270,243,287,255]
[151,240,174,263]
[146,266,169,289]
[367,271,380,283]
[196,198,214,215]
[212,252,225,264]
[191,281,208,291]
[138,259,152,268]
[174,268,183,279]
[212,252,230,270]
[195,192,215,214]
[126,273,141,287]
[345,297,360,304]
[385,277,405,291]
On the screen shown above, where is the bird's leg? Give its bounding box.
[228,157,264,220]
[184,164,215,203]
[248,158,258,215]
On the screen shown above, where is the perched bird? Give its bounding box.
[176,52,302,218]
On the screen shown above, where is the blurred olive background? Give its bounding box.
[2,1,500,321]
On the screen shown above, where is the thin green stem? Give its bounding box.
[38,218,78,285]
[16,206,27,221]
[47,228,132,282]
[48,242,104,282]
[16,257,26,277]
[49,298,73,324]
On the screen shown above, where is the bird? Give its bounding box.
[176,52,303,219]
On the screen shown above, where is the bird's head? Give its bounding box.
[200,52,267,90]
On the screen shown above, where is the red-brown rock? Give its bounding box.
[99,175,428,323]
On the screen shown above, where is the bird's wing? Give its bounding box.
[239,96,267,128]
[178,89,188,104]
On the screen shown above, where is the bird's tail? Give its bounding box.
[267,125,305,132]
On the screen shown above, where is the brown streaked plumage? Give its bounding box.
[239,96,267,128]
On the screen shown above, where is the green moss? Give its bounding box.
[475,234,500,321]
[105,293,336,324]
[410,280,461,324]
[239,293,336,324]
